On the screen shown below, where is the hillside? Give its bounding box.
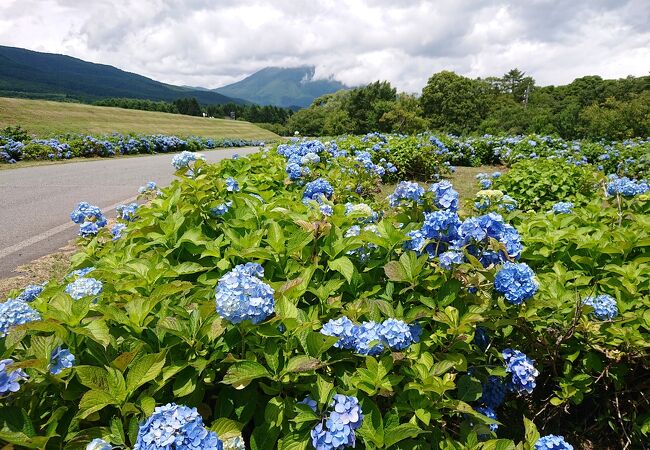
[214,66,347,108]
[0,97,278,140]
[0,45,243,105]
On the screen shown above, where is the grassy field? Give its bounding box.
[0,97,279,140]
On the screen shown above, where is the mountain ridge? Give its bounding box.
[0,45,245,105]
[214,65,347,108]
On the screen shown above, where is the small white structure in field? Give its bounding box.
[294,131,300,136]
[202,112,207,117]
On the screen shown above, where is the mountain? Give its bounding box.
[214,66,347,108]
[0,45,243,105]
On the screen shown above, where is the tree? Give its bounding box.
[420,71,488,134]
[173,97,202,116]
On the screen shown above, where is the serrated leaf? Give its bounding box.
[328,256,355,283]
[126,352,166,392]
[222,361,270,389]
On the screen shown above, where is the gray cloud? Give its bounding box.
[0,0,648,92]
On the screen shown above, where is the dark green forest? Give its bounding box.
[287,69,650,140]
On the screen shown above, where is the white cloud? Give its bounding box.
[0,0,648,90]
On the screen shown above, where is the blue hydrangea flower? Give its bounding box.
[583,294,618,320]
[473,405,498,433]
[116,203,139,221]
[0,359,28,396]
[222,436,245,450]
[211,201,233,217]
[480,179,493,189]
[311,395,363,450]
[421,210,461,242]
[320,204,334,216]
[299,396,318,412]
[550,202,573,214]
[79,221,100,237]
[503,349,539,395]
[225,177,240,192]
[404,229,426,253]
[70,202,107,227]
[606,174,649,197]
[0,298,41,336]
[50,346,75,375]
[491,172,502,178]
[481,376,506,409]
[86,438,112,450]
[171,151,205,169]
[353,321,384,355]
[215,263,275,324]
[17,284,44,302]
[389,181,425,207]
[428,180,459,211]
[68,267,95,278]
[494,262,538,305]
[303,178,334,203]
[65,277,103,300]
[286,162,304,180]
[111,223,127,240]
[379,318,417,351]
[133,403,223,450]
[473,326,490,351]
[300,152,320,165]
[535,435,573,450]
[321,317,358,349]
[438,250,464,269]
[502,224,523,260]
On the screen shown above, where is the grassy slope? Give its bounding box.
[0,97,278,140]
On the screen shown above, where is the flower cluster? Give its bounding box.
[0,359,28,396]
[111,223,127,240]
[0,298,41,336]
[215,263,275,324]
[222,436,245,450]
[138,181,158,194]
[172,151,205,169]
[606,174,649,197]
[311,395,363,450]
[50,347,75,374]
[474,190,517,213]
[225,177,240,192]
[16,283,44,302]
[133,403,223,450]
[278,140,326,180]
[303,178,334,203]
[70,202,107,236]
[65,277,103,300]
[321,317,420,355]
[428,180,459,211]
[583,294,618,320]
[494,262,538,305]
[211,201,233,217]
[481,376,506,409]
[86,438,112,450]
[388,181,424,207]
[476,173,493,189]
[344,203,379,223]
[535,435,574,450]
[550,202,574,214]
[116,203,139,221]
[503,349,539,395]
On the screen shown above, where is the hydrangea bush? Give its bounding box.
[0,137,647,449]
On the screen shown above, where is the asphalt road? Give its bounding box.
[0,147,260,278]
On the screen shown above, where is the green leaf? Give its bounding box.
[384,261,406,282]
[328,256,355,283]
[384,423,424,448]
[126,352,166,392]
[456,375,483,402]
[222,361,270,389]
[0,431,49,448]
[523,416,540,445]
[284,355,322,374]
[250,423,281,450]
[83,319,111,347]
[75,366,109,391]
[278,429,310,450]
[210,418,243,440]
[78,390,118,419]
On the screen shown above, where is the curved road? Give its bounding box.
[0,147,259,278]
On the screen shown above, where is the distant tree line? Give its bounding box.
[93,98,293,128]
[287,70,650,140]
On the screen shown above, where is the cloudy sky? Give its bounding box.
[0,0,648,92]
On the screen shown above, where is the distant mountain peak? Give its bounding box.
[214,66,347,108]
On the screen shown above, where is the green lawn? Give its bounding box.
[0,97,278,140]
